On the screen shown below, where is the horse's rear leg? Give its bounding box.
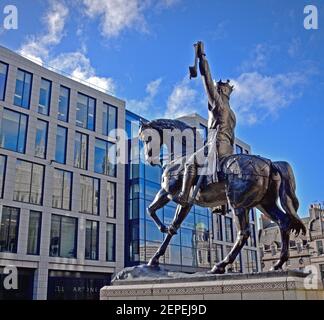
[147,188,170,233]
[210,208,250,274]
[258,203,290,271]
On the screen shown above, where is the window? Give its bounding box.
[80,175,99,215]
[244,249,258,273]
[52,169,72,210]
[225,217,233,243]
[0,62,8,101]
[215,214,223,241]
[317,240,324,255]
[94,138,116,177]
[0,109,28,153]
[235,144,243,154]
[49,214,77,258]
[85,220,99,260]
[199,124,208,145]
[107,181,116,218]
[13,160,44,205]
[55,126,67,164]
[249,224,257,247]
[35,119,48,159]
[14,69,32,108]
[0,206,19,253]
[74,132,88,169]
[0,155,6,198]
[102,103,117,137]
[58,86,70,122]
[106,223,116,261]
[38,78,51,115]
[76,93,96,130]
[27,211,41,255]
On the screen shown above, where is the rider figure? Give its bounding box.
[176,41,236,207]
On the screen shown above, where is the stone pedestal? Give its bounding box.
[100,267,324,300]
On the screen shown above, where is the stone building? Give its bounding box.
[259,203,324,282]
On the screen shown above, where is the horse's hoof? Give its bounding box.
[208,265,225,274]
[147,257,160,267]
[270,265,283,272]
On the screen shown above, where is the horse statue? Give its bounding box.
[138,119,306,274]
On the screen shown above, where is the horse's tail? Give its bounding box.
[272,161,306,236]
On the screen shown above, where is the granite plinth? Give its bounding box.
[101,265,324,300]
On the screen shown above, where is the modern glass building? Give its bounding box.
[0,46,124,300]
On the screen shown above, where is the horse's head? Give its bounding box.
[138,120,162,166]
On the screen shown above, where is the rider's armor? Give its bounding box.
[176,43,236,207]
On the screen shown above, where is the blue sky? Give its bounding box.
[0,0,323,216]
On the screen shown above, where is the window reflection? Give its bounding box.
[85,220,99,260]
[0,155,6,198]
[35,119,48,159]
[14,69,32,109]
[27,211,41,255]
[94,138,116,177]
[58,86,70,122]
[102,103,117,137]
[106,223,115,261]
[38,78,51,115]
[49,214,77,258]
[164,245,181,265]
[0,62,8,101]
[0,206,20,253]
[55,126,67,164]
[76,93,96,130]
[107,181,116,218]
[0,109,28,153]
[74,132,88,169]
[52,169,72,210]
[13,160,44,205]
[80,175,99,215]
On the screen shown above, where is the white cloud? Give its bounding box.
[127,78,162,114]
[19,1,69,64]
[165,78,200,118]
[81,0,180,38]
[231,72,305,125]
[49,51,116,94]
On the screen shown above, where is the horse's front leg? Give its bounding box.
[147,188,170,233]
[147,205,192,266]
[210,208,250,274]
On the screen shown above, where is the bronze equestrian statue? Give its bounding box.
[138,41,306,274]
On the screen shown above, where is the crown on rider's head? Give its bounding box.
[217,79,234,97]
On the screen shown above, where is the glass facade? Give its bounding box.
[102,103,117,137]
[74,132,88,169]
[244,249,258,273]
[38,78,51,115]
[85,220,99,260]
[106,181,116,218]
[14,69,32,109]
[13,160,44,205]
[0,108,28,153]
[76,93,95,130]
[106,223,115,261]
[49,214,77,258]
[0,155,6,198]
[55,126,67,164]
[35,119,48,159]
[0,206,20,253]
[0,62,8,101]
[52,169,72,210]
[27,211,42,255]
[80,175,99,215]
[58,86,70,122]
[94,138,116,177]
[225,216,233,243]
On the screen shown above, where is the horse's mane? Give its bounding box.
[139,118,194,135]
